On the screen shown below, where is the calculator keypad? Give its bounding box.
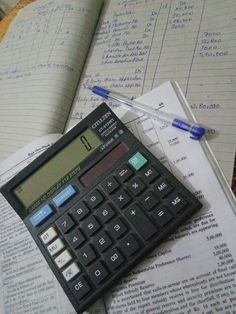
[55,249,72,269]
[47,238,65,256]
[124,204,157,240]
[71,202,90,222]
[101,176,120,194]
[53,185,77,208]
[116,165,133,182]
[76,244,96,266]
[56,214,75,234]
[70,276,91,299]
[65,228,85,248]
[141,165,160,183]
[40,226,57,244]
[96,203,115,223]
[39,151,193,308]
[112,188,132,208]
[62,262,80,282]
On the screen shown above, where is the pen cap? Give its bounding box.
[172,119,205,140]
[92,86,109,98]
[189,125,205,140]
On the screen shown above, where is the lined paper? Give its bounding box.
[68,0,236,183]
[0,0,103,161]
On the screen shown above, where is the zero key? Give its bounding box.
[124,204,157,240]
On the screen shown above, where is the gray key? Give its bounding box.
[124,204,157,240]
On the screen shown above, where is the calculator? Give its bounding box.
[1,103,202,313]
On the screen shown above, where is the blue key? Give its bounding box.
[30,204,54,227]
[53,185,77,207]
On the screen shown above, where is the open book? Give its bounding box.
[0,0,236,313]
[0,0,236,183]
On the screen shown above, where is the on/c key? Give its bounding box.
[124,204,158,240]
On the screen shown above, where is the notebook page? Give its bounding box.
[68,0,236,184]
[0,0,103,162]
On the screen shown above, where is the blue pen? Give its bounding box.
[86,85,205,140]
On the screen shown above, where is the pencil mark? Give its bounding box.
[151,0,172,89]
[141,6,161,94]
[185,0,206,97]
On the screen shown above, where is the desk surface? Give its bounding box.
[0,0,18,13]
[0,0,34,41]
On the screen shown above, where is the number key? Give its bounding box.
[86,189,104,208]
[76,244,96,266]
[93,231,112,253]
[107,218,127,240]
[71,202,90,222]
[65,228,85,249]
[96,203,115,224]
[81,216,101,237]
[56,214,74,234]
[89,261,109,285]
[104,247,125,271]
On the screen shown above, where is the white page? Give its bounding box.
[102,81,236,313]
[68,0,236,184]
[0,134,106,314]
[0,82,235,313]
[0,0,103,162]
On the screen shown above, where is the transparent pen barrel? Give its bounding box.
[109,92,173,124]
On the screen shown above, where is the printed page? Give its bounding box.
[68,0,236,184]
[0,0,103,162]
[102,82,236,313]
[0,134,106,314]
[0,82,235,314]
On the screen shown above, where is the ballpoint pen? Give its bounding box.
[85,85,205,140]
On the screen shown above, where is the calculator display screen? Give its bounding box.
[14,128,102,208]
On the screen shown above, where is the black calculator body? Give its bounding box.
[1,103,202,313]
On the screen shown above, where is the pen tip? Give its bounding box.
[83,84,92,90]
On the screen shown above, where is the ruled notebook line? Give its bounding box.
[68,0,236,184]
[0,0,103,162]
